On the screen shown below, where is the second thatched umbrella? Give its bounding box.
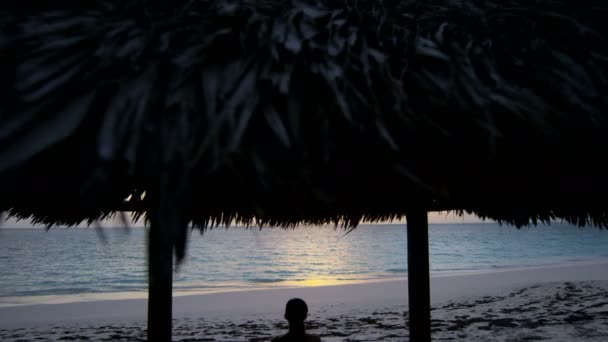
[2,0,608,340]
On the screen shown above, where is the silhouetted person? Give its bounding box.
[271,298,321,342]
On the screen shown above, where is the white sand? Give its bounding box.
[1,261,608,341]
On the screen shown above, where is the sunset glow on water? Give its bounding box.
[1,223,608,305]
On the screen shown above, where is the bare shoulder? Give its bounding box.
[310,335,321,342]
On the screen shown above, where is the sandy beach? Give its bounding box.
[1,261,608,341]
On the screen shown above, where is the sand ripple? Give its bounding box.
[2,281,608,341]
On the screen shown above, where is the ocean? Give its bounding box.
[1,223,608,306]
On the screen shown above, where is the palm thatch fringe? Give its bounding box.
[1,0,608,261]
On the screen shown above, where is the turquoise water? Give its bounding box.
[1,223,607,301]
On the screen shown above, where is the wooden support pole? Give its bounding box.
[406,210,431,341]
[147,210,174,341]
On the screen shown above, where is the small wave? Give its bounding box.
[110,278,146,284]
[11,287,95,297]
[263,270,297,275]
[174,283,251,290]
[335,277,376,281]
[247,278,284,283]
[108,285,145,291]
[385,268,407,273]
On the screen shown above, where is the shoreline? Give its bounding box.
[3,257,608,308]
[2,260,608,329]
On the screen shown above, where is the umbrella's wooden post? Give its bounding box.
[406,210,431,341]
[148,215,173,341]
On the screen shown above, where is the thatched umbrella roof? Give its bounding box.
[2,0,608,340]
[3,0,608,230]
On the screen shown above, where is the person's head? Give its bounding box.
[284,298,308,323]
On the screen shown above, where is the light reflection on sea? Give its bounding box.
[1,223,608,305]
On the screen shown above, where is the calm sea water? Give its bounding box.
[1,223,608,303]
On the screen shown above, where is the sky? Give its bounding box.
[1,211,488,228]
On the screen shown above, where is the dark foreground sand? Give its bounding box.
[2,281,608,341]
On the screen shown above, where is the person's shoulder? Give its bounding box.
[309,334,321,342]
[270,335,285,342]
